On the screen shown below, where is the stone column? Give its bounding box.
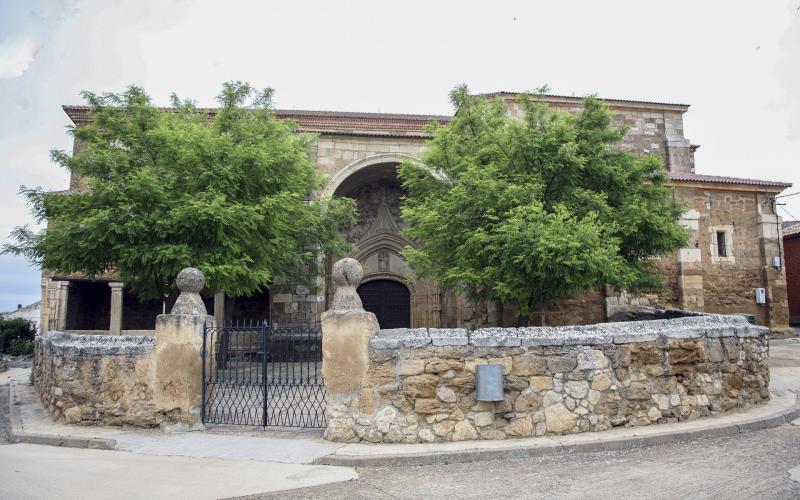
[676,209,705,310]
[213,291,225,326]
[321,258,379,442]
[56,281,71,330]
[109,282,124,335]
[153,267,213,430]
[757,213,791,332]
[39,278,49,333]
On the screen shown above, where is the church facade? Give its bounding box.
[38,92,793,334]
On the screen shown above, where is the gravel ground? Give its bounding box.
[242,424,800,500]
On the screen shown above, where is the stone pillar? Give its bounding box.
[757,213,791,332]
[109,282,124,335]
[153,267,213,430]
[676,209,704,310]
[39,278,49,333]
[56,281,71,330]
[321,258,379,442]
[213,291,225,326]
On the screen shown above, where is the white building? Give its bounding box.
[1,301,41,330]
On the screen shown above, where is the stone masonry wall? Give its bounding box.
[34,332,160,427]
[325,315,769,443]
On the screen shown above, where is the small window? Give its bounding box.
[716,231,727,257]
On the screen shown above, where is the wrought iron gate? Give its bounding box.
[201,321,326,428]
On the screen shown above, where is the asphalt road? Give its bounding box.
[244,424,800,500]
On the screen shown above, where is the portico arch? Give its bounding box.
[322,153,422,199]
[325,153,440,328]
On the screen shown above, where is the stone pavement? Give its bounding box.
[0,443,357,500]
[4,366,343,463]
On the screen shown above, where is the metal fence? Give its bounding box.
[201,321,326,428]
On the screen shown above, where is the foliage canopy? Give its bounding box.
[4,82,355,300]
[398,85,688,325]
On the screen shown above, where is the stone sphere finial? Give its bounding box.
[171,267,207,316]
[176,267,205,293]
[330,258,364,311]
[332,258,363,288]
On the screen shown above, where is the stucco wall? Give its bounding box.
[324,314,770,443]
[34,332,160,426]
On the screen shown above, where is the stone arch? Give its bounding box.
[325,152,441,328]
[322,153,422,199]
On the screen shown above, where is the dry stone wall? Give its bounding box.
[34,332,161,427]
[325,314,769,443]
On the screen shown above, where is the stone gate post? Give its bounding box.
[321,258,379,441]
[153,267,214,430]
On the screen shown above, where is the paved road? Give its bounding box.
[246,424,800,500]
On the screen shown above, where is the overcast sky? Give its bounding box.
[0,0,799,312]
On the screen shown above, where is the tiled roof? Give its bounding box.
[669,172,792,188]
[784,223,800,240]
[62,105,451,138]
[478,91,690,110]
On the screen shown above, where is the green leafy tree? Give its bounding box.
[399,85,688,326]
[4,82,355,301]
[0,317,36,355]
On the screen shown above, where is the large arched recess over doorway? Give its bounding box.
[357,278,410,329]
[328,155,441,328]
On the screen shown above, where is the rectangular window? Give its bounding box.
[716,231,727,257]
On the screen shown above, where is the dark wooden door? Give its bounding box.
[357,279,411,329]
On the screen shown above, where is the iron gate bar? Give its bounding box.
[201,320,326,428]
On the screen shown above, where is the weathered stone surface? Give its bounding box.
[624,382,652,400]
[505,416,534,436]
[530,376,553,391]
[436,385,458,403]
[514,389,543,412]
[577,349,609,370]
[545,403,578,433]
[565,381,589,400]
[547,355,577,373]
[543,390,563,407]
[402,374,438,398]
[451,420,478,441]
[397,358,425,376]
[471,411,494,427]
[432,420,455,436]
[512,354,547,376]
[591,373,613,391]
[414,398,454,414]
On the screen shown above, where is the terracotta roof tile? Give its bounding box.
[783,223,800,240]
[669,172,792,188]
[62,105,451,138]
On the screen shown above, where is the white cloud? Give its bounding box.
[0,39,41,79]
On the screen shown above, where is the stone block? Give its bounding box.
[576,349,609,370]
[429,328,469,346]
[470,327,520,347]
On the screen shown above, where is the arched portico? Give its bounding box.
[327,154,441,328]
[322,153,422,199]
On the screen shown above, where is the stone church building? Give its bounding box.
[38,91,793,334]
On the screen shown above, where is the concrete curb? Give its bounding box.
[315,393,800,467]
[7,381,116,451]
